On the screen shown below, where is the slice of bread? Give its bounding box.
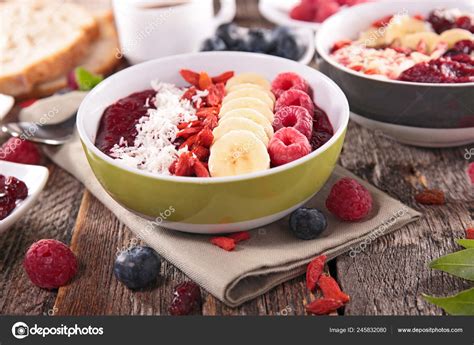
[0,0,99,96]
[22,12,120,99]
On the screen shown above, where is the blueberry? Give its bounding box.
[201,36,227,51]
[114,246,161,290]
[270,26,306,61]
[289,208,328,240]
[247,28,273,53]
[216,23,247,49]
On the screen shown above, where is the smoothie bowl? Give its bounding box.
[77,52,349,233]
[316,0,474,130]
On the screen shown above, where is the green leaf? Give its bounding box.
[423,288,474,315]
[75,67,103,91]
[456,239,474,249]
[430,248,474,281]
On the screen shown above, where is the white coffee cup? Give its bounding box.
[112,0,236,65]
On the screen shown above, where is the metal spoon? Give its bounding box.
[1,113,76,145]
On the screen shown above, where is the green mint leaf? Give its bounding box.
[75,67,103,91]
[423,288,474,315]
[429,248,474,281]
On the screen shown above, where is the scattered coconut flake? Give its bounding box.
[110,81,197,175]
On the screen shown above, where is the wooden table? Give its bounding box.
[1,0,473,316]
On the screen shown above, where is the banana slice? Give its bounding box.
[384,15,429,45]
[209,130,270,177]
[223,88,274,109]
[219,97,274,122]
[213,117,269,146]
[401,31,442,53]
[221,108,274,139]
[227,83,276,102]
[225,73,271,91]
[440,29,473,48]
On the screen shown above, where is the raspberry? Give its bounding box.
[23,239,78,289]
[290,3,316,22]
[326,178,373,221]
[0,194,16,220]
[5,176,28,200]
[306,298,344,315]
[210,237,236,251]
[317,274,350,303]
[415,189,445,205]
[467,162,474,185]
[274,106,313,140]
[275,89,314,114]
[169,282,202,315]
[268,127,312,167]
[271,72,310,99]
[306,255,326,291]
[466,228,474,240]
[0,138,41,165]
[314,1,340,23]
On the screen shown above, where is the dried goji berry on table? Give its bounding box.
[180,69,200,87]
[198,72,213,90]
[305,298,344,315]
[466,228,474,240]
[210,237,236,251]
[211,71,234,84]
[306,255,327,291]
[317,274,350,303]
[415,189,445,205]
[196,127,214,148]
[228,231,251,243]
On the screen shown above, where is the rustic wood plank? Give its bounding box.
[336,122,473,315]
[0,163,84,315]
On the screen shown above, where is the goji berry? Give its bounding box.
[179,134,198,149]
[466,228,474,240]
[175,152,194,176]
[198,72,213,90]
[210,237,236,251]
[181,86,197,101]
[178,120,203,130]
[191,145,210,161]
[196,107,219,119]
[415,189,445,205]
[306,255,326,291]
[193,159,210,177]
[372,15,393,28]
[317,274,350,303]
[203,114,219,129]
[196,127,214,148]
[305,298,344,315]
[206,83,225,107]
[176,127,202,139]
[228,231,251,243]
[330,40,351,53]
[211,71,234,84]
[180,69,200,87]
[169,160,177,175]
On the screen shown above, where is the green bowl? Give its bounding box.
[77,52,349,233]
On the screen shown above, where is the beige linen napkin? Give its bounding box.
[44,133,421,307]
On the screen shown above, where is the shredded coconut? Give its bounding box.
[110,81,197,175]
